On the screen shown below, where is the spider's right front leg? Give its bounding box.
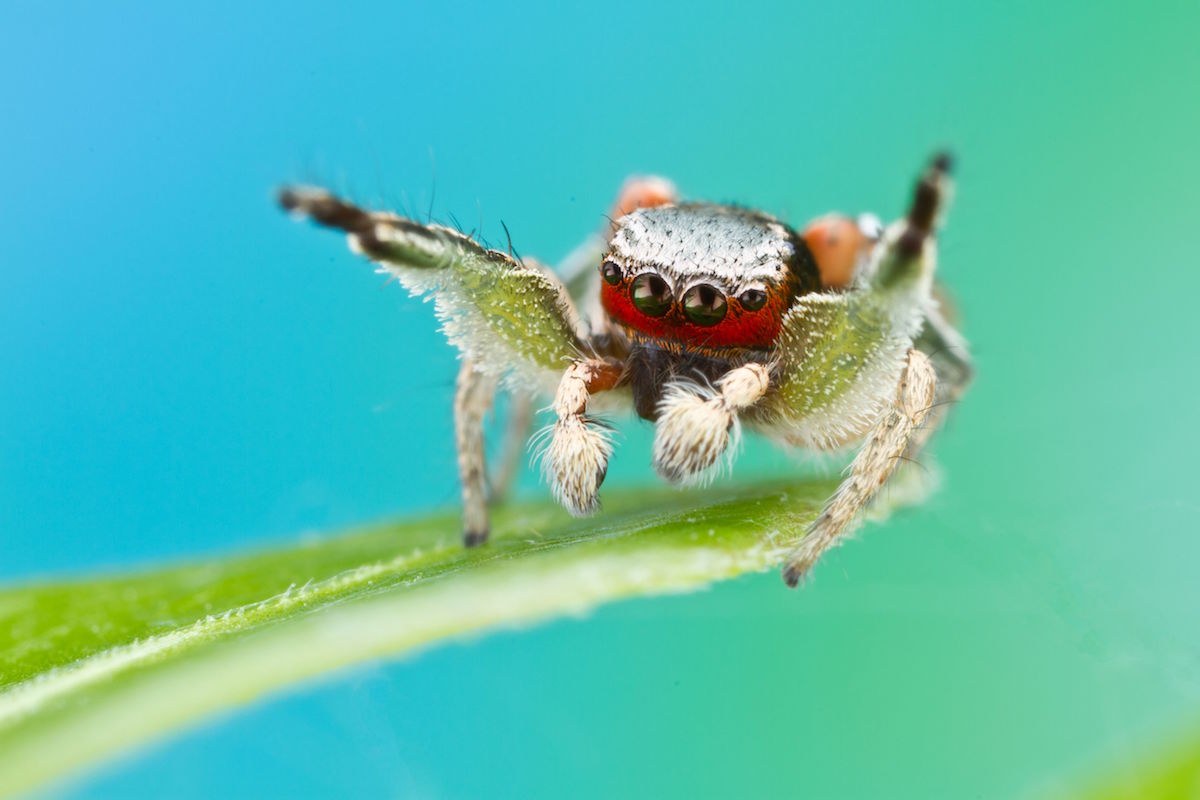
[544,357,624,516]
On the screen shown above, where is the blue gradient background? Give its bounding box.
[3,1,1199,797]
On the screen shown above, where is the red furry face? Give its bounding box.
[600,262,789,349]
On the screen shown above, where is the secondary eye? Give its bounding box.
[631,273,672,317]
[601,260,622,285]
[738,289,768,311]
[682,284,727,326]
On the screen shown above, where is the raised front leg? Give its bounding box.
[759,153,961,585]
[282,187,599,542]
[543,358,625,516]
[782,348,936,586]
[652,363,770,484]
[279,187,587,395]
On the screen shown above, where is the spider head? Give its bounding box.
[599,204,819,351]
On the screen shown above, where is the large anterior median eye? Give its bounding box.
[682,284,727,326]
[631,273,672,317]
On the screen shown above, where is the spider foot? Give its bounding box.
[780,527,830,588]
[462,528,489,548]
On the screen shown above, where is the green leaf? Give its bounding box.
[0,478,850,798]
[1045,725,1200,799]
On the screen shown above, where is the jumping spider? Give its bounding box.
[279,153,971,586]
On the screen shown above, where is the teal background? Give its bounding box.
[3,1,1199,797]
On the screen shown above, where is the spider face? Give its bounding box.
[600,204,820,351]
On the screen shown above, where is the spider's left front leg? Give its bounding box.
[781,347,936,587]
[774,152,957,586]
[652,363,771,483]
[544,357,625,515]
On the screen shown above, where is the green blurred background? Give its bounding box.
[3,1,1198,796]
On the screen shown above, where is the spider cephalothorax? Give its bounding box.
[600,204,820,351]
[281,154,971,586]
[598,204,821,419]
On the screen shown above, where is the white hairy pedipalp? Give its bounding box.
[652,363,770,485]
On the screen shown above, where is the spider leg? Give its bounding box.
[652,363,770,483]
[282,186,601,537]
[455,360,497,546]
[905,150,970,452]
[782,348,936,587]
[543,357,624,516]
[279,187,586,394]
[911,300,973,454]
